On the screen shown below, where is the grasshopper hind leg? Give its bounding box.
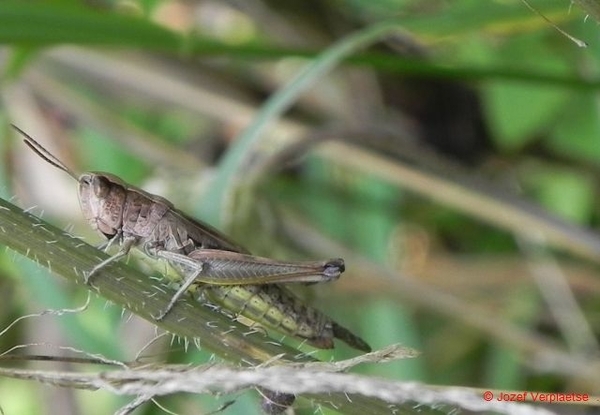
[153,258,204,321]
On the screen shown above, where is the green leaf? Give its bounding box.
[0,2,180,49]
[485,81,569,151]
[548,93,600,162]
[482,34,575,151]
[529,168,595,224]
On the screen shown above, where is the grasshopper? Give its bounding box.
[14,125,370,352]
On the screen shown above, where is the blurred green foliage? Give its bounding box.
[1,0,600,414]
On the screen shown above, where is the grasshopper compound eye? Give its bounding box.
[91,175,112,198]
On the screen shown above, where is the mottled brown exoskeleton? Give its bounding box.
[14,125,370,353]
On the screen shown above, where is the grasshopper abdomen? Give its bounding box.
[201,284,370,352]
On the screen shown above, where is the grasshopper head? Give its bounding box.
[78,172,127,239]
[13,125,129,242]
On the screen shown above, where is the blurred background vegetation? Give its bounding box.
[1,0,600,414]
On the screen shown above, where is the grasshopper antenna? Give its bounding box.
[11,124,79,181]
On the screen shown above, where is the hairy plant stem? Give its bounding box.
[0,196,421,415]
